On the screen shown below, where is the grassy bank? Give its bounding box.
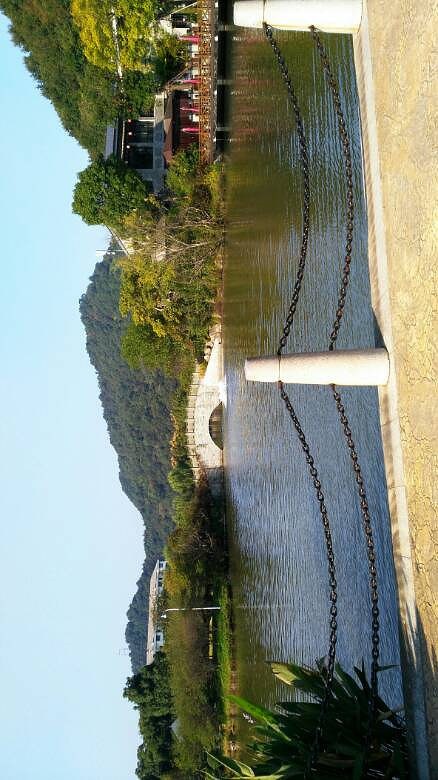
[163,575,232,776]
[163,297,231,773]
[216,584,232,726]
[163,457,232,776]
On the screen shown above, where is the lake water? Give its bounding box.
[222,28,402,722]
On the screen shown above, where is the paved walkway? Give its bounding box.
[354,2,437,775]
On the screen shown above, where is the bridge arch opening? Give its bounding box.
[208,402,223,450]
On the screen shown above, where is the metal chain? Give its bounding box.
[263,24,310,357]
[310,26,380,734]
[263,24,338,773]
[310,27,354,352]
[264,23,382,773]
[278,384,338,775]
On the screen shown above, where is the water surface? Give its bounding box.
[223,29,402,720]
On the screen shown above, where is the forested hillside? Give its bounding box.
[80,250,176,670]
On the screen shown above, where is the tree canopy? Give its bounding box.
[119,254,179,337]
[121,321,183,376]
[0,0,182,157]
[115,150,223,371]
[124,653,174,779]
[71,0,170,71]
[0,0,116,155]
[72,155,148,227]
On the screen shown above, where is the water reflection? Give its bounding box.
[223,29,402,713]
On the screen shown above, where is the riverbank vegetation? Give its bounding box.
[77,131,228,773]
[88,139,227,775]
[124,586,232,780]
[72,146,224,362]
[123,467,231,780]
[117,148,224,375]
[163,378,231,775]
[163,478,231,777]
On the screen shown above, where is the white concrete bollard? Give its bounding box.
[233,0,363,34]
[245,348,389,386]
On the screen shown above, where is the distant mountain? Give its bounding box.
[80,250,176,671]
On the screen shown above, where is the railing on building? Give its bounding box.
[197,0,215,164]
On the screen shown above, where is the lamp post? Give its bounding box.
[161,606,220,618]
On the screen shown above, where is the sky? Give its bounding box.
[0,13,145,780]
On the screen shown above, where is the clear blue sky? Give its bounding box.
[0,13,144,779]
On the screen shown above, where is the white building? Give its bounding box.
[104,93,165,194]
[146,559,167,665]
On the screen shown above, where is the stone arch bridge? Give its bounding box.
[186,336,224,498]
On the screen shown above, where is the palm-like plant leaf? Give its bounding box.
[206,753,255,776]
[208,660,408,779]
[229,695,292,741]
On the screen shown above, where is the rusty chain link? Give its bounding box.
[262,25,311,356]
[310,27,355,353]
[263,22,381,774]
[311,24,380,739]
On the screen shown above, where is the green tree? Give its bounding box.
[118,253,180,337]
[165,146,200,200]
[71,0,175,72]
[0,0,117,156]
[71,0,116,71]
[153,31,185,84]
[72,155,148,227]
[165,610,218,773]
[121,321,182,375]
[167,461,194,500]
[123,69,158,116]
[124,653,174,779]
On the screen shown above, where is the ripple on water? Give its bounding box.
[223,29,402,712]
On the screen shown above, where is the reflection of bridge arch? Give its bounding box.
[186,338,224,497]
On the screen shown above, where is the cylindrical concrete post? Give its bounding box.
[245,348,389,386]
[233,0,363,33]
